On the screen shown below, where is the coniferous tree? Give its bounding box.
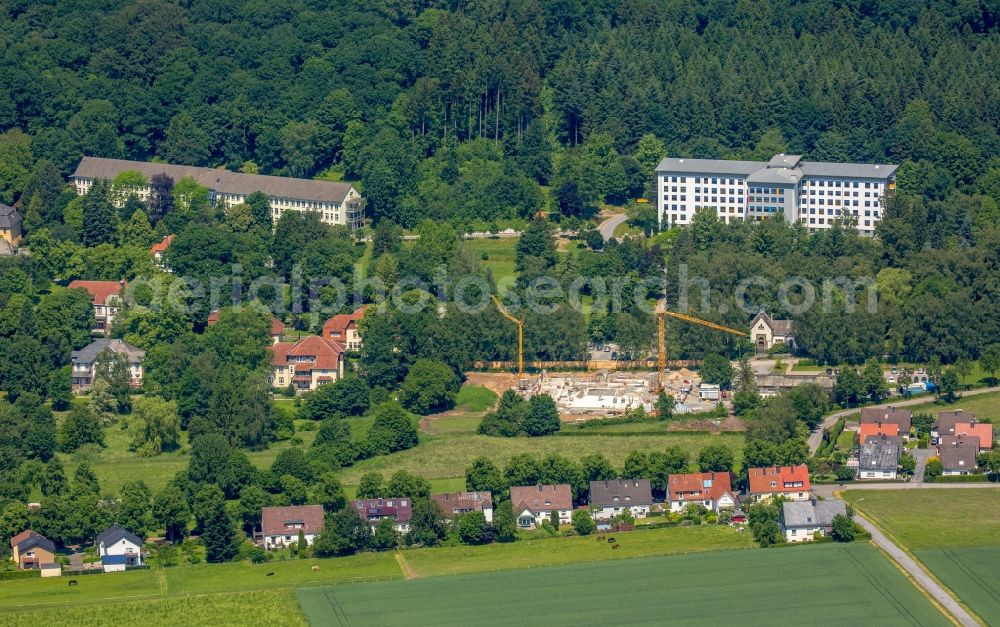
[82,180,117,246]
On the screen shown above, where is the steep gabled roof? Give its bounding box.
[954,422,992,450]
[261,505,325,537]
[149,234,174,255]
[71,338,145,365]
[667,472,735,503]
[589,479,653,507]
[747,465,810,495]
[936,410,975,436]
[96,524,143,548]
[781,500,846,528]
[859,422,899,443]
[16,533,55,554]
[860,407,912,433]
[430,492,494,516]
[322,305,369,339]
[510,484,573,513]
[352,498,413,524]
[0,203,23,230]
[938,437,979,471]
[858,434,901,473]
[67,280,124,305]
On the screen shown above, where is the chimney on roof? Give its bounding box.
[538,485,543,492]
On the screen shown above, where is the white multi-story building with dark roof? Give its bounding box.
[71,156,364,229]
[656,154,897,234]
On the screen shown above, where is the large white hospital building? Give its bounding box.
[656,154,897,234]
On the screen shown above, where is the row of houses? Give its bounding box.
[854,407,994,478]
[9,525,143,576]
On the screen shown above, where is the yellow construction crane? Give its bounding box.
[492,295,525,387]
[656,301,748,391]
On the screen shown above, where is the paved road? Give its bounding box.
[597,213,628,242]
[808,386,1000,453]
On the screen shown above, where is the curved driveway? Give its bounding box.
[597,213,629,242]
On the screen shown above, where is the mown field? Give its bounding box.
[400,524,754,578]
[298,543,949,627]
[0,552,400,613]
[845,488,1000,624]
[5,590,306,627]
[904,390,1000,420]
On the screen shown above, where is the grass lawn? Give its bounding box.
[421,414,482,434]
[903,390,1000,420]
[335,432,744,486]
[400,525,753,577]
[461,238,517,291]
[4,590,307,627]
[844,489,1000,624]
[453,384,496,412]
[836,428,857,450]
[0,552,401,613]
[299,543,948,626]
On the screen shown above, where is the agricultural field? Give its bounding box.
[298,543,949,626]
[461,238,518,287]
[4,590,306,627]
[845,489,1000,623]
[399,525,753,577]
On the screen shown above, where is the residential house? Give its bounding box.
[96,525,143,567]
[509,484,573,528]
[780,499,847,542]
[858,421,900,444]
[149,234,174,270]
[860,407,912,439]
[208,309,284,344]
[589,479,653,520]
[70,338,144,390]
[10,530,55,570]
[352,498,413,534]
[746,465,811,502]
[749,310,795,353]
[0,202,23,246]
[431,492,494,523]
[938,437,981,476]
[270,335,345,392]
[954,420,993,450]
[321,305,368,351]
[933,410,975,442]
[858,434,902,479]
[72,156,365,229]
[667,472,739,513]
[259,505,324,550]
[67,280,124,335]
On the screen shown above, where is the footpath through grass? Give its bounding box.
[299,543,948,627]
[4,590,306,627]
[845,488,1000,623]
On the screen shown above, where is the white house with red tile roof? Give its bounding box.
[67,280,125,336]
[746,465,811,502]
[510,484,573,528]
[322,305,368,351]
[667,472,739,513]
[270,335,345,392]
[259,505,325,549]
[149,234,174,270]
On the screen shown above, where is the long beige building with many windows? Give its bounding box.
[70,157,364,229]
[656,154,897,234]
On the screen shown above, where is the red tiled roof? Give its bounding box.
[860,406,912,432]
[149,234,174,255]
[322,306,368,339]
[271,342,293,366]
[67,280,124,305]
[261,505,324,537]
[510,484,573,513]
[955,422,993,450]
[352,498,413,524]
[859,422,899,443]
[747,465,810,495]
[9,529,38,549]
[936,410,976,437]
[667,472,734,503]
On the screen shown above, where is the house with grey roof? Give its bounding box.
[0,202,23,248]
[938,436,979,476]
[656,153,896,234]
[858,434,902,479]
[750,310,795,353]
[96,524,143,567]
[860,406,912,439]
[780,499,848,542]
[71,157,364,229]
[589,479,653,520]
[70,338,144,390]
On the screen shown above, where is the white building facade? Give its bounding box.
[656,154,897,235]
[71,157,364,229]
